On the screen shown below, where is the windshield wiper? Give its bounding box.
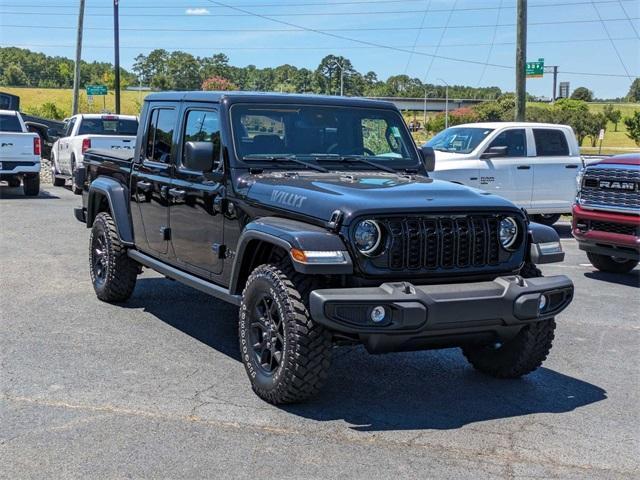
[313,154,399,174]
[242,154,328,173]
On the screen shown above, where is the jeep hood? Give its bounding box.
[239,171,520,225]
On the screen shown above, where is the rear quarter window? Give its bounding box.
[533,128,570,156]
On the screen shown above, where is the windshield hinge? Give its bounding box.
[327,209,344,232]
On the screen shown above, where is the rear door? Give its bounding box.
[530,128,580,212]
[131,104,178,255]
[169,105,225,276]
[477,127,532,207]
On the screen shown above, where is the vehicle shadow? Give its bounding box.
[584,270,640,287]
[129,277,607,432]
[0,186,60,200]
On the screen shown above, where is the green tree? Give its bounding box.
[570,87,593,102]
[626,78,640,102]
[624,111,640,146]
[1,64,28,86]
[603,103,622,131]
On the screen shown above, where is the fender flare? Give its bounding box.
[86,176,134,245]
[527,221,564,264]
[229,216,352,295]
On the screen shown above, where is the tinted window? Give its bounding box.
[489,129,526,157]
[145,109,176,163]
[0,114,22,132]
[181,109,221,168]
[231,104,419,170]
[427,127,494,154]
[534,129,569,156]
[78,118,138,135]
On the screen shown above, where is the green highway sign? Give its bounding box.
[526,58,545,78]
[86,85,108,96]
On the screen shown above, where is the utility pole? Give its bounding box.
[331,60,345,96]
[72,0,85,115]
[552,65,558,102]
[113,0,121,114]
[515,0,527,121]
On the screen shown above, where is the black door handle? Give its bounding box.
[136,180,152,192]
[168,188,186,201]
[517,165,531,170]
[565,164,578,169]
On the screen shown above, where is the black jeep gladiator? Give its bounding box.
[75,92,574,404]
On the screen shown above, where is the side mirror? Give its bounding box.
[481,145,508,159]
[183,141,217,172]
[420,145,436,172]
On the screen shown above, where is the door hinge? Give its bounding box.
[212,243,227,259]
[160,226,171,241]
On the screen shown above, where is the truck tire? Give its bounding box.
[462,263,555,378]
[23,174,40,196]
[70,157,82,194]
[89,212,138,303]
[239,263,332,404]
[532,213,561,226]
[7,177,20,187]
[51,158,65,187]
[587,252,638,274]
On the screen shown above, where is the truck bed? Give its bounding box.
[84,148,134,164]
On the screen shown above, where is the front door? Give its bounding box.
[478,128,533,208]
[132,104,178,255]
[169,106,225,276]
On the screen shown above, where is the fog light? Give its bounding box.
[539,295,547,312]
[370,306,386,323]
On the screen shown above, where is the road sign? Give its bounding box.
[559,82,570,98]
[526,58,545,78]
[87,94,94,105]
[598,129,605,141]
[86,85,108,96]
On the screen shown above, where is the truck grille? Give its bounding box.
[376,215,504,271]
[580,166,640,213]
[588,220,638,236]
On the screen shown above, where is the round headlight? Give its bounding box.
[354,220,382,256]
[499,217,519,250]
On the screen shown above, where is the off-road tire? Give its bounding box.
[23,174,40,196]
[71,157,82,194]
[462,262,555,378]
[239,263,332,404]
[532,213,561,226]
[89,212,138,302]
[587,252,638,274]
[7,177,20,187]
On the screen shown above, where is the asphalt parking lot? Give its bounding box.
[1,184,638,479]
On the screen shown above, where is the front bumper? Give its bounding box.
[309,275,573,353]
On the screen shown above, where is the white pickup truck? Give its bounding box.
[0,110,41,196]
[426,122,583,225]
[51,113,138,193]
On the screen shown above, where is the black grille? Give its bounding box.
[589,220,638,236]
[376,215,506,271]
[580,166,640,212]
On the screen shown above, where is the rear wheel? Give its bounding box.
[23,174,40,196]
[587,252,638,274]
[532,213,561,226]
[462,263,555,378]
[239,263,332,404]
[89,212,138,302]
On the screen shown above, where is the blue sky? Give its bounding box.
[1,0,639,98]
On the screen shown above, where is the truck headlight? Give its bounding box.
[499,217,519,250]
[354,220,382,256]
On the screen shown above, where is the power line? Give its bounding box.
[618,0,640,38]
[590,1,634,79]
[422,0,458,83]
[403,0,432,75]
[2,17,638,31]
[477,0,505,86]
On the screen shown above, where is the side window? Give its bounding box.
[489,129,526,157]
[533,129,569,156]
[181,109,220,168]
[145,108,177,163]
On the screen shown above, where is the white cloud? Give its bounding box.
[185,8,210,15]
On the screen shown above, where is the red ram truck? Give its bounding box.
[573,154,639,273]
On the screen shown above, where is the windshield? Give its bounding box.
[78,117,138,136]
[426,127,493,154]
[0,114,22,132]
[231,104,420,170]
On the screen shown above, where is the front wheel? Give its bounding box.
[587,252,638,274]
[23,174,40,196]
[89,212,138,302]
[532,213,561,226]
[71,157,82,194]
[51,157,65,187]
[239,264,332,404]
